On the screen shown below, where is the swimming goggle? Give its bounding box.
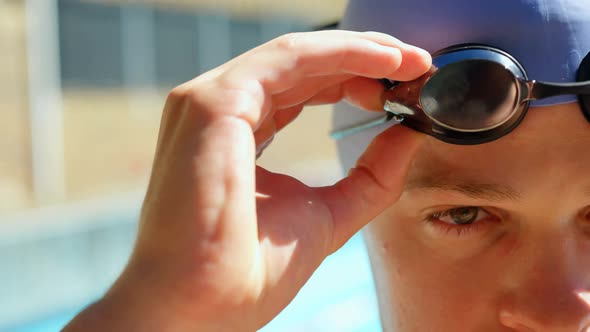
[332,43,590,145]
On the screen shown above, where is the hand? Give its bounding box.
[64,30,431,331]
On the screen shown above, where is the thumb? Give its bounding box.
[315,125,425,253]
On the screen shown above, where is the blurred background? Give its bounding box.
[0,0,381,331]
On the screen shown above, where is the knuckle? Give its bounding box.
[164,83,209,120]
[164,70,265,127]
[273,32,307,70]
[166,85,189,105]
[166,81,204,108]
[275,32,303,52]
[165,73,224,116]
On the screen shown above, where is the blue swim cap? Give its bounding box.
[333,0,590,169]
[340,0,590,106]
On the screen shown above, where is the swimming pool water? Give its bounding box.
[9,234,381,332]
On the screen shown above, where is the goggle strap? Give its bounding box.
[330,113,398,140]
[529,80,590,101]
[577,52,590,122]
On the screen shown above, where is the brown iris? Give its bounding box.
[448,207,479,225]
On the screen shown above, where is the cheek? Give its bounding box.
[365,213,507,324]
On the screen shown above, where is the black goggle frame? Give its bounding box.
[332,43,590,145]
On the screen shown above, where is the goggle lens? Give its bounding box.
[421,60,519,132]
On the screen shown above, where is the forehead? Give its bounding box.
[405,103,590,191]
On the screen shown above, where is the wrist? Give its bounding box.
[62,271,188,331]
[62,265,248,332]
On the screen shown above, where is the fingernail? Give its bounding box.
[402,42,430,57]
[256,135,274,157]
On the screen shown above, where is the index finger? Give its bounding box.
[219,30,431,126]
[240,30,430,90]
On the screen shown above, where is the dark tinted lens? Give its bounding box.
[420,60,518,131]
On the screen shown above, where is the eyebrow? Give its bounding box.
[404,176,522,202]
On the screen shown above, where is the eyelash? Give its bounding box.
[424,207,499,237]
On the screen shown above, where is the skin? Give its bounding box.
[62,30,432,331]
[365,103,590,331]
[61,28,590,331]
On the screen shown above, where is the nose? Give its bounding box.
[499,294,590,332]
[497,234,590,332]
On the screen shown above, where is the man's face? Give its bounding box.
[365,103,590,331]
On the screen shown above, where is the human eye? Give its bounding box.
[425,206,499,237]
